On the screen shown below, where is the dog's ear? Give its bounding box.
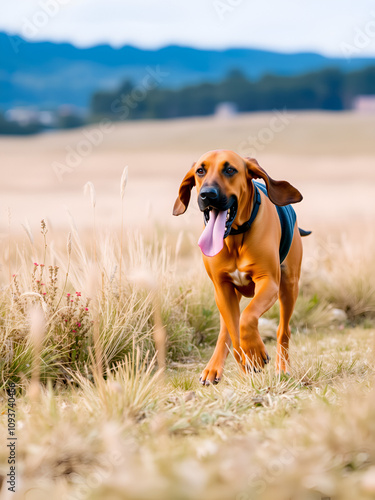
[173,164,196,215]
[245,158,302,206]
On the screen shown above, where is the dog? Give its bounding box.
[173,150,310,385]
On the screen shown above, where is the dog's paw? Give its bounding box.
[199,362,223,386]
[239,337,270,372]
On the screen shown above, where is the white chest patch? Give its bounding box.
[229,270,251,287]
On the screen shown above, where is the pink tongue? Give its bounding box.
[198,210,227,257]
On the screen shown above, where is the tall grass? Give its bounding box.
[1,220,375,387]
[1,205,375,500]
[264,234,375,331]
[306,234,375,321]
[0,222,220,386]
[1,172,374,391]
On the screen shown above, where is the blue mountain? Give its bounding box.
[1,32,374,110]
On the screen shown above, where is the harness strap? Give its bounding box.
[229,184,261,236]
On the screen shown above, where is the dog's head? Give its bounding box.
[173,150,302,257]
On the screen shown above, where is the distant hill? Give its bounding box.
[1,32,375,110]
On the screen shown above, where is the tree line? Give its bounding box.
[1,65,374,134]
[90,66,375,121]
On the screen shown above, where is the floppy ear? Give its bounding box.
[245,158,302,206]
[173,164,196,216]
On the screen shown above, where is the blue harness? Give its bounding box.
[229,181,296,263]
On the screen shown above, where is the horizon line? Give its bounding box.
[2,30,375,60]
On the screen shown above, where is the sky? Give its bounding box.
[1,0,375,56]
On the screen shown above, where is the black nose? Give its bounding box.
[199,186,219,201]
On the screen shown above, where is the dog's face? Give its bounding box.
[173,150,302,257]
[194,150,249,238]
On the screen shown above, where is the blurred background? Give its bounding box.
[3,6,375,500]
[0,0,375,235]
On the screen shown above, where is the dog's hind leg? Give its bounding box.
[276,224,302,374]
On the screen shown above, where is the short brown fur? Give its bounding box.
[173,150,304,384]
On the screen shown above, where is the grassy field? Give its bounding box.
[1,110,375,235]
[0,112,375,499]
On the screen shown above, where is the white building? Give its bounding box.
[352,95,375,113]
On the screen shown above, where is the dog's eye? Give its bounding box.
[196,167,206,176]
[223,166,237,176]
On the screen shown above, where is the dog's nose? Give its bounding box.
[199,186,219,201]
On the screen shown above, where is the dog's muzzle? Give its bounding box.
[198,186,238,240]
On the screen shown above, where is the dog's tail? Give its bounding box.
[299,228,312,237]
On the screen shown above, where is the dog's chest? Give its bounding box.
[228,269,251,287]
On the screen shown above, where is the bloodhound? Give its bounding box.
[173,150,310,385]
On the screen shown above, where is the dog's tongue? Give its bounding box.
[198,209,227,257]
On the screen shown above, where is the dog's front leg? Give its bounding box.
[199,313,231,385]
[240,277,279,371]
[199,281,241,385]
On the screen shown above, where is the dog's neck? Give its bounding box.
[229,182,261,236]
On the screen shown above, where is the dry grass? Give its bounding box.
[0,226,218,386]
[305,234,375,321]
[0,219,374,499]
[0,113,375,499]
[0,330,374,500]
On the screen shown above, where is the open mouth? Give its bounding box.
[203,197,238,239]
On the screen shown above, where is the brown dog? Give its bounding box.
[173,150,310,385]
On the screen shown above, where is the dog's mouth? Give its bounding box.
[198,197,238,257]
[203,197,238,238]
